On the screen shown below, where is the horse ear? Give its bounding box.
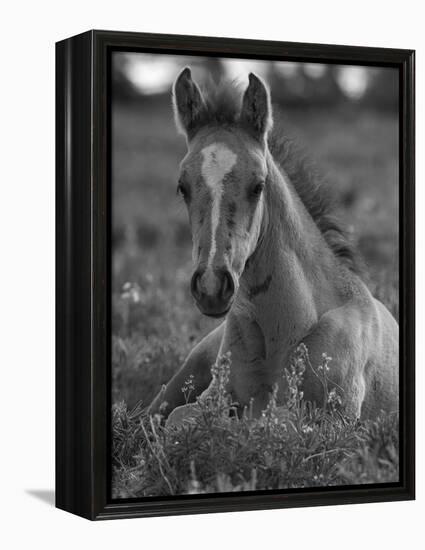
[172,67,206,139]
[240,73,273,142]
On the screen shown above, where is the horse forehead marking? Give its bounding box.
[200,143,237,287]
[201,143,237,187]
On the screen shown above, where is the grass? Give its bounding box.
[111,97,399,495]
[111,348,399,498]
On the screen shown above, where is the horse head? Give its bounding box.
[172,68,273,317]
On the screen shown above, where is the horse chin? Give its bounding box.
[197,303,232,319]
[204,309,230,319]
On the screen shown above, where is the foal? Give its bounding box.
[148,68,399,421]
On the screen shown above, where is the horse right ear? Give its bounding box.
[172,67,206,139]
[240,73,273,143]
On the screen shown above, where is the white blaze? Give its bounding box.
[201,143,237,290]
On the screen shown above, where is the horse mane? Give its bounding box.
[268,133,362,274]
[198,79,362,274]
[197,77,243,125]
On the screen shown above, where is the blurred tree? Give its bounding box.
[269,63,345,108]
[361,69,398,112]
[112,54,140,102]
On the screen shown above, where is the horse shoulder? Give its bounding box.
[299,285,377,413]
[301,283,398,418]
[304,296,373,363]
[311,274,397,356]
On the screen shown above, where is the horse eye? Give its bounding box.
[251,181,265,198]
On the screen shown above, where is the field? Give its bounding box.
[111,96,399,498]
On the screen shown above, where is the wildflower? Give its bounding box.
[158,400,168,414]
[284,344,308,409]
[210,352,231,407]
[302,425,313,434]
[262,383,279,427]
[321,353,332,373]
[328,388,342,406]
[121,282,142,303]
[153,413,163,425]
[198,353,233,417]
[181,374,195,403]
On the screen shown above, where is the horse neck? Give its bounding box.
[236,151,345,345]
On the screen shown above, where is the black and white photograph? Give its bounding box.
[2,0,422,542]
[111,52,401,498]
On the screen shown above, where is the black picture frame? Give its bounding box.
[56,29,415,520]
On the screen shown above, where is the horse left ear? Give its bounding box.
[240,73,273,143]
[172,67,206,140]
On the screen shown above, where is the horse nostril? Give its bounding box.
[190,270,203,300]
[220,270,235,301]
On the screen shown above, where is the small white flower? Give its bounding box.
[302,425,313,434]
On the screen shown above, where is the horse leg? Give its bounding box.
[359,300,399,419]
[147,322,225,418]
[199,316,277,417]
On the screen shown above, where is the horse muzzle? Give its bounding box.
[190,267,235,318]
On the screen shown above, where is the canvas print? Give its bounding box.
[111,52,399,499]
